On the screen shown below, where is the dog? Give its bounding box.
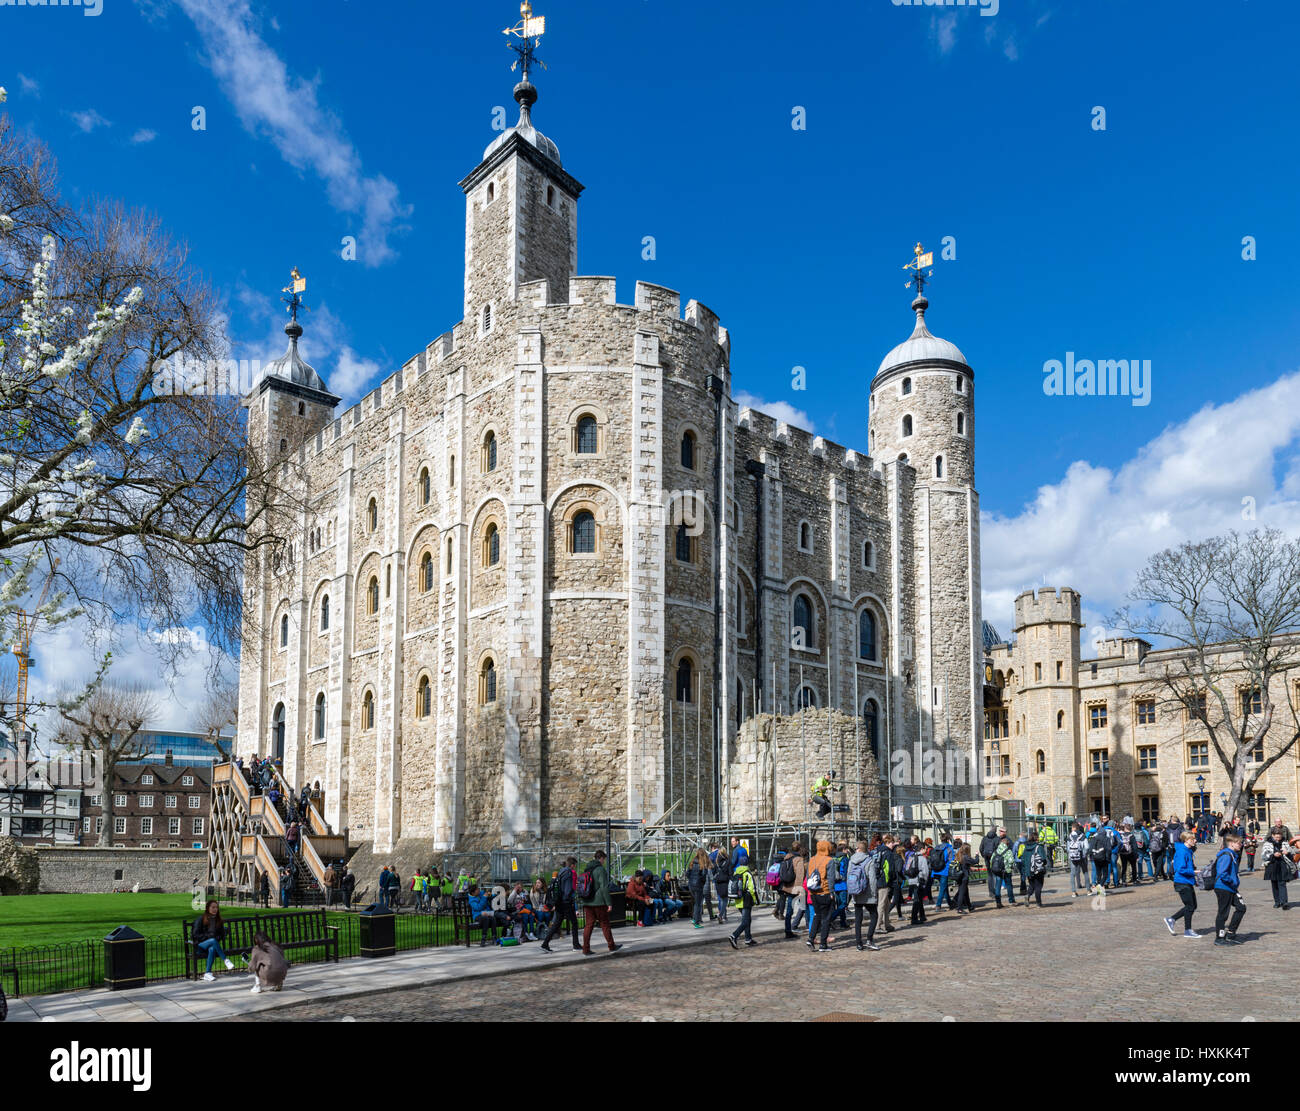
[247,931,289,994]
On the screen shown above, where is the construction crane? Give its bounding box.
[11,557,59,752]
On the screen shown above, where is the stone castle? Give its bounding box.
[236,64,983,854]
[983,587,1299,826]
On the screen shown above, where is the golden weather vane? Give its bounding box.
[502,1,547,81]
[281,267,308,322]
[902,242,934,297]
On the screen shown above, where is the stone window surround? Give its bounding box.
[480,301,495,338]
[418,465,432,506]
[675,420,703,474]
[1186,740,1210,770]
[480,425,501,474]
[796,518,814,554]
[795,683,819,709]
[1087,700,1108,729]
[361,687,376,732]
[277,606,290,650]
[415,672,434,719]
[901,414,914,439]
[479,514,504,569]
[477,652,498,707]
[855,600,886,663]
[899,376,913,398]
[673,521,699,567]
[366,573,380,616]
[562,499,605,557]
[313,691,327,743]
[417,547,436,593]
[862,539,876,571]
[670,647,701,704]
[955,411,968,438]
[365,495,379,534]
[567,403,609,457]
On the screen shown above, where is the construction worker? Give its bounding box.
[810,772,839,819]
[1040,821,1059,866]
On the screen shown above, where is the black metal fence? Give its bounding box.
[1,909,463,999]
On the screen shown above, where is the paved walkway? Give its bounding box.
[5,910,785,1022]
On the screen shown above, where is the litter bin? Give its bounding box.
[104,926,146,991]
[358,903,396,958]
[608,889,628,928]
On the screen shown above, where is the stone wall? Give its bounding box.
[0,836,40,895]
[725,709,882,825]
[34,847,207,894]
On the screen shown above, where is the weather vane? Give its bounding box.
[281,266,308,323]
[503,1,547,82]
[902,242,934,298]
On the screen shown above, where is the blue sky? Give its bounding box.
[6,0,1300,724]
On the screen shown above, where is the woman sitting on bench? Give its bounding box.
[192,900,236,981]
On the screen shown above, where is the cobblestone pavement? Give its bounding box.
[259,870,1296,1022]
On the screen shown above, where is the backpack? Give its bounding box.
[806,867,822,892]
[574,868,596,900]
[765,863,783,888]
[1117,831,1134,856]
[878,855,891,886]
[905,853,919,879]
[727,873,743,899]
[779,856,796,886]
[1028,848,1046,877]
[846,855,871,896]
[1089,832,1110,862]
[1066,835,1085,863]
[1149,829,1164,853]
[928,847,946,873]
[1198,859,1217,892]
[989,850,1006,876]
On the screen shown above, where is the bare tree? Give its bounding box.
[54,682,158,846]
[194,680,238,760]
[1114,529,1300,818]
[0,117,306,678]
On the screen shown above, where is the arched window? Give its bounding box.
[675,523,693,564]
[367,498,378,533]
[362,690,375,731]
[955,375,964,394]
[792,593,814,650]
[902,415,913,438]
[576,414,598,454]
[1035,749,1045,773]
[956,411,966,435]
[862,540,874,570]
[797,685,818,710]
[417,675,431,719]
[572,510,596,554]
[280,614,289,647]
[314,693,326,740]
[486,181,495,203]
[1057,709,1065,729]
[480,658,497,705]
[320,595,330,632]
[859,610,877,661]
[680,430,696,470]
[279,438,287,454]
[420,552,434,592]
[675,657,694,703]
[445,536,453,573]
[367,576,379,615]
[482,303,493,334]
[484,523,500,566]
[272,703,285,760]
[386,564,391,598]
[1036,803,1046,816]
[799,522,812,552]
[419,467,430,506]
[449,455,456,485]
[934,455,944,479]
[483,430,497,472]
[864,698,879,758]
[901,377,912,395]
[546,184,555,206]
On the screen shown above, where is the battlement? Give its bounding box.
[1013,586,1082,630]
[735,403,874,478]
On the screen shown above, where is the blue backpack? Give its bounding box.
[846,855,871,896]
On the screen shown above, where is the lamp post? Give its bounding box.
[1196,774,1207,833]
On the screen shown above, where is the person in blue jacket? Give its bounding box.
[1163,830,1201,938]
[1213,829,1247,946]
[933,834,954,911]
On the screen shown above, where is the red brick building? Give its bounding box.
[82,758,212,849]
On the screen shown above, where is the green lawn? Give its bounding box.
[0,892,262,950]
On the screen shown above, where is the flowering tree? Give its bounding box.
[0,116,300,733]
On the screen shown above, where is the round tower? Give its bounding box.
[870,287,981,796]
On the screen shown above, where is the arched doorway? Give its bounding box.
[272,703,285,762]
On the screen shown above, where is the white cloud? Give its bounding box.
[933,13,958,55]
[734,391,814,434]
[175,0,410,267]
[18,73,39,96]
[982,370,1300,636]
[69,108,111,133]
[131,128,158,144]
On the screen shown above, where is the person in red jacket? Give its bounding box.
[626,871,655,926]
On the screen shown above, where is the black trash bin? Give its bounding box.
[104,926,146,991]
[358,903,396,958]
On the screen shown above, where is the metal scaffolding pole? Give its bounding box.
[668,682,674,817]
[695,673,702,825]
[853,661,861,825]
[800,663,808,830]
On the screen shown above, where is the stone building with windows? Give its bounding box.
[237,65,984,853]
[983,587,1300,827]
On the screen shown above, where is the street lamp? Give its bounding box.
[1196,774,1207,821]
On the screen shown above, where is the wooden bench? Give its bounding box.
[181,909,340,980]
[450,892,497,947]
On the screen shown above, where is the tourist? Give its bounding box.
[279,866,294,908]
[953,840,975,914]
[979,824,1000,900]
[530,877,552,931]
[1023,833,1049,908]
[626,870,655,927]
[340,866,355,910]
[657,870,685,922]
[1213,830,1247,946]
[191,900,236,981]
[258,870,270,908]
[711,847,732,925]
[378,865,391,909]
[387,867,403,909]
[506,881,536,940]
[1242,831,1258,873]
[907,839,929,922]
[1066,822,1089,897]
[467,883,506,945]
[1262,828,1290,909]
[285,820,300,860]
[730,836,749,871]
[1149,822,1167,881]
[832,841,851,929]
[847,840,880,950]
[1116,823,1137,887]
[1088,821,1114,894]
[1163,831,1201,939]
[932,835,954,911]
[578,850,621,955]
[884,836,905,928]
[323,861,338,907]
[1135,822,1152,881]
[541,857,581,952]
[991,834,1016,908]
[687,847,711,928]
[779,842,806,938]
[726,859,758,948]
[806,838,836,952]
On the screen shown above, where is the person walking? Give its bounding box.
[541,857,582,951]
[1065,822,1089,898]
[991,834,1017,908]
[687,847,711,929]
[340,867,355,910]
[1213,830,1247,946]
[578,850,622,955]
[1262,829,1291,909]
[711,846,732,926]
[979,825,1000,901]
[1023,833,1049,907]
[953,841,975,914]
[780,842,807,938]
[278,866,294,908]
[908,841,930,923]
[1163,831,1201,938]
[191,900,236,981]
[1088,822,1114,894]
[258,870,271,908]
[846,841,881,951]
[726,860,758,948]
[1149,822,1167,881]
[932,835,954,911]
[806,838,837,952]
